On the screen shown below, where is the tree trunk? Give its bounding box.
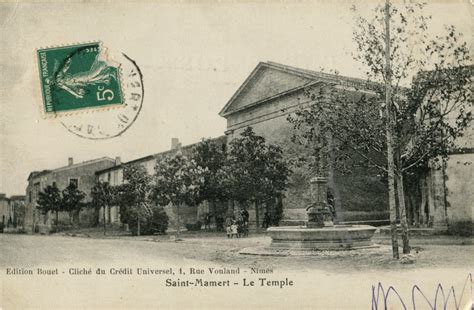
[107,206,112,224]
[32,211,36,233]
[55,211,59,230]
[406,191,414,226]
[411,193,419,227]
[209,199,215,230]
[426,171,435,227]
[384,0,399,259]
[93,207,100,227]
[255,200,260,232]
[103,206,107,235]
[176,204,181,239]
[397,172,410,254]
[419,178,426,226]
[137,218,141,236]
[76,210,80,226]
[228,199,234,217]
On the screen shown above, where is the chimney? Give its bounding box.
[171,138,181,150]
[115,156,121,165]
[68,157,73,166]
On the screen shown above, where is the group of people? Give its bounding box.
[203,208,277,238]
[225,209,249,238]
[201,190,336,237]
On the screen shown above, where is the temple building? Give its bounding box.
[21,61,472,235]
[220,61,388,226]
[220,61,473,233]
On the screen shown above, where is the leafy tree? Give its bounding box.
[353,1,471,255]
[36,184,62,228]
[61,183,86,225]
[125,202,154,235]
[151,152,205,239]
[289,1,471,258]
[191,139,229,226]
[90,181,114,235]
[138,206,169,235]
[227,127,290,230]
[114,163,152,236]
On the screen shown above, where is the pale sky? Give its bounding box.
[0,1,471,196]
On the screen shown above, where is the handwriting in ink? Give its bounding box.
[372,273,473,310]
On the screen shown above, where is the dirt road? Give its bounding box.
[1,234,472,309]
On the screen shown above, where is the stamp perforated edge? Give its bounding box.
[35,40,127,119]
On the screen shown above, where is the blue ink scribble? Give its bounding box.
[372,273,473,310]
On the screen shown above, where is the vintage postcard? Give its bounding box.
[0,1,472,309]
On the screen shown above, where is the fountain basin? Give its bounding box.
[267,225,377,250]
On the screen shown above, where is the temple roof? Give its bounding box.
[219,61,375,117]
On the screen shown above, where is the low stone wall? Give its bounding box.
[338,220,389,227]
[281,210,389,225]
[337,211,389,222]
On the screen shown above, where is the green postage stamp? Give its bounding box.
[36,41,144,140]
[37,42,124,114]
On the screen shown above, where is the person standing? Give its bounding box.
[262,212,271,229]
[225,216,233,238]
[204,213,211,230]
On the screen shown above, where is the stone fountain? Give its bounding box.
[266,177,377,251]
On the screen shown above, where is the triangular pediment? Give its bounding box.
[220,61,378,117]
[219,62,315,116]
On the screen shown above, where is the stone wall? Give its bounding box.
[422,153,474,233]
[444,153,474,233]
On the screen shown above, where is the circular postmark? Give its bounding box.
[60,52,144,140]
[37,42,144,140]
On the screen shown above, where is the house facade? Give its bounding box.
[10,195,26,228]
[95,136,227,231]
[0,194,26,230]
[0,194,12,228]
[25,157,117,233]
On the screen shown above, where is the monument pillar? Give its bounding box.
[306,177,333,228]
[310,177,327,209]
